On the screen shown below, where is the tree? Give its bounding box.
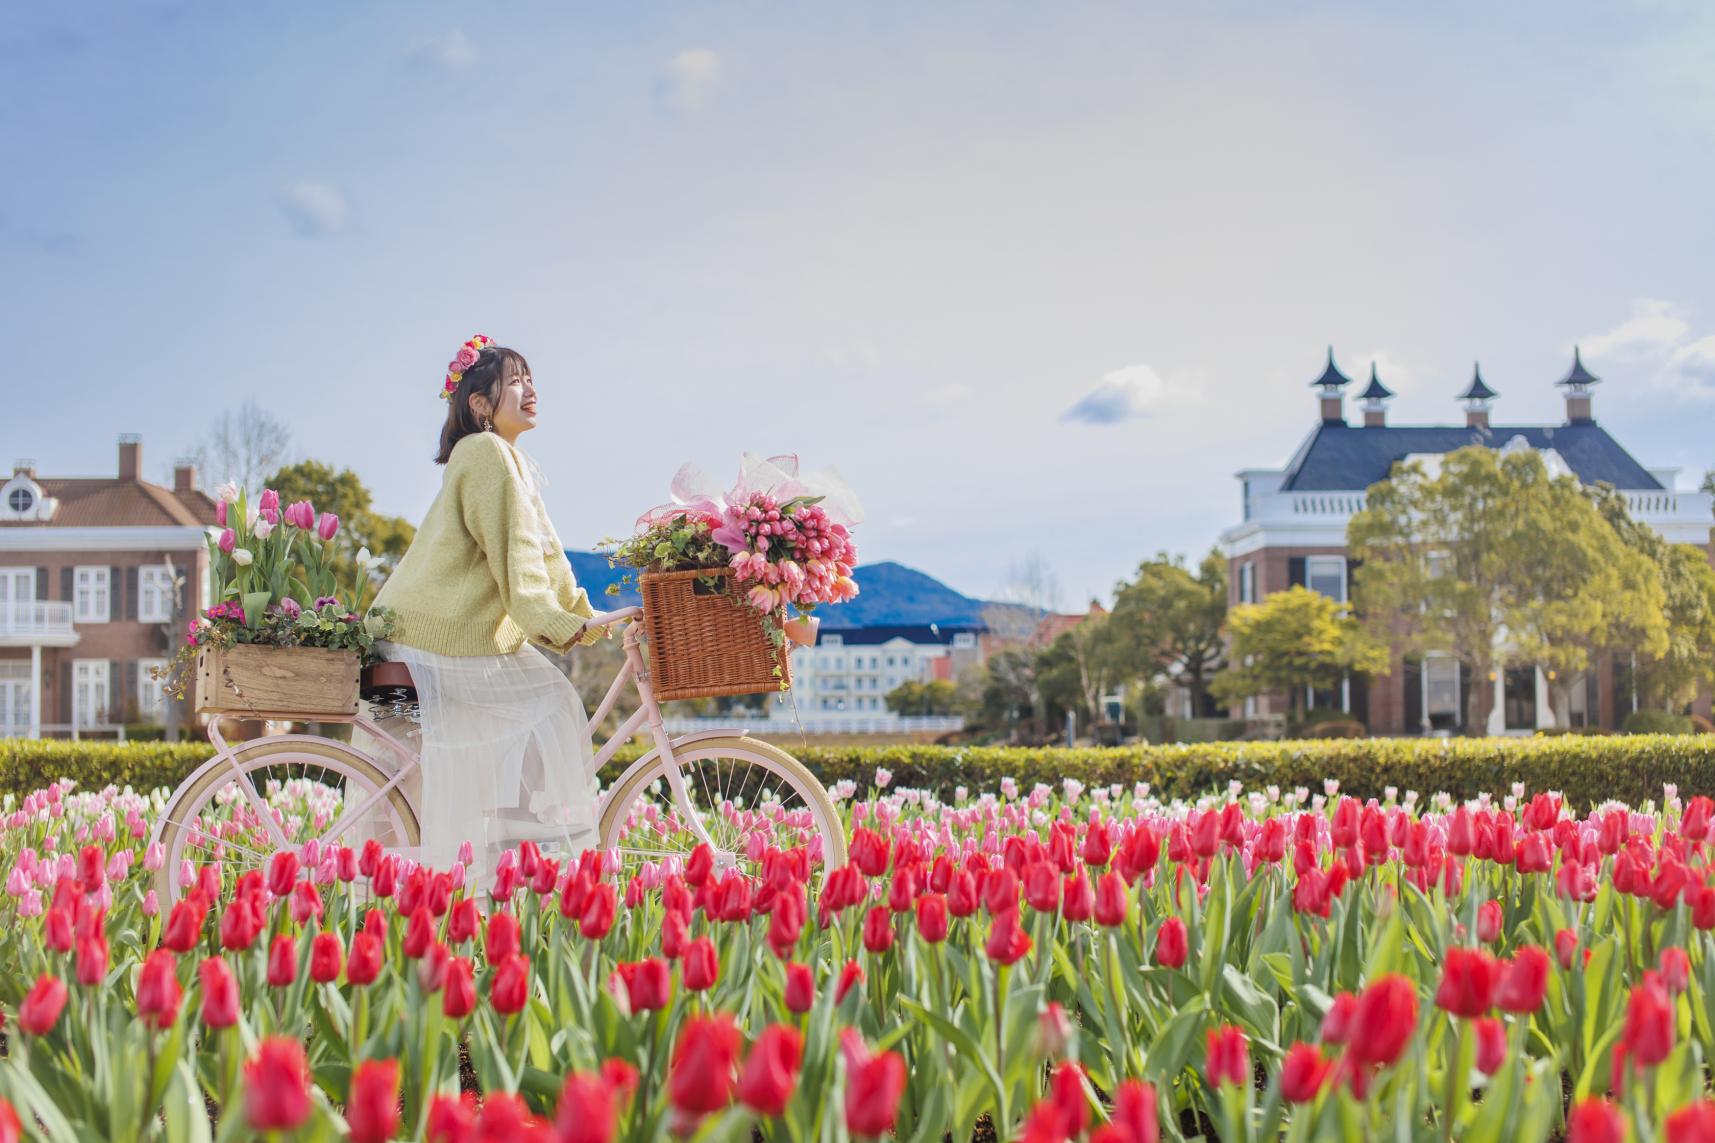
[1590,485,1715,710]
[1349,445,1667,731]
[193,400,292,491]
[265,459,418,585]
[1107,550,1227,715]
[1210,586,1389,720]
[884,679,958,717]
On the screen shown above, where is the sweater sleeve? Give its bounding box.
[457,437,587,649]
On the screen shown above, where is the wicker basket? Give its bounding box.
[639,569,791,701]
[195,644,361,719]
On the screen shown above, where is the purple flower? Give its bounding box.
[314,596,340,611]
[276,598,302,619]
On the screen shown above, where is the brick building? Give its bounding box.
[0,437,218,737]
[1218,350,1715,734]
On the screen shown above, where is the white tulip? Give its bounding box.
[217,481,240,504]
[252,518,275,540]
[232,549,254,567]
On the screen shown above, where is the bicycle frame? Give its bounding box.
[169,607,735,859]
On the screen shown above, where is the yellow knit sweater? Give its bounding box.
[373,432,598,657]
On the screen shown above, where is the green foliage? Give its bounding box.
[1108,549,1227,712]
[1621,709,1696,735]
[883,679,959,716]
[602,513,728,577]
[1211,586,1388,717]
[12,733,1715,811]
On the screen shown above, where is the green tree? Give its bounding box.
[1211,586,1389,721]
[266,459,418,595]
[1590,485,1715,710]
[1349,446,1667,730]
[884,679,958,717]
[1108,551,1227,716]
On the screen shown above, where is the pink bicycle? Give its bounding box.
[149,607,847,901]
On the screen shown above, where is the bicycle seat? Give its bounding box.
[360,661,417,702]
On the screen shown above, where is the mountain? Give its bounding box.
[564,552,991,630]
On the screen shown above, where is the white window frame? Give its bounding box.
[136,657,168,723]
[0,567,35,627]
[72,659,110,727]
[823,634,843,647]
[1239,563,1256,604]
[952,633,976,649]
[74,566,111,624]
[138,566,176,624]
[1305,556,1347,603]
[1424,654,1461,724]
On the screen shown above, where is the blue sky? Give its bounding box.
[5,2,1715,607]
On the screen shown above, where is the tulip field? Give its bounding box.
[5,772,1715,1142]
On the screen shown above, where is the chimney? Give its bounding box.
[1357,363,1394,428]
[1458,364,1497,431]
[12,458,35,479]
[1309,346,1352,426]
[117,434,143,481]
[1557,346,1599,423]
[173,458,198,492]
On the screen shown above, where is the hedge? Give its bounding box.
[4,734,1714,811]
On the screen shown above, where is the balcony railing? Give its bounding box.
[0,601,78,645]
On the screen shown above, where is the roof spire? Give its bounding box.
[1557,345,1601,390]
[1356,362,1394,402]
[1458,362,1498,404]
[1310,346,1352,391]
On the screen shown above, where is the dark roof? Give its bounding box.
[1279,422,1664,492]
[1558,346,1601,388]
[818,624,983,647]
[1356,364,1394,401]
[1457,365,1497,402]
[1309,347,1351,390]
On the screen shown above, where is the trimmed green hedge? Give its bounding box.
[5,734,1714,810]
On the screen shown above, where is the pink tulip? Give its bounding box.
[316,513,340,541]
[218,529,236,554]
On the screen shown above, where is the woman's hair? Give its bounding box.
[435,346,531,464]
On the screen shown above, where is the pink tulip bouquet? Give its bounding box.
[607,454,863,622]
[156,482,394,698]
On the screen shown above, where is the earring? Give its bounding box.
[482,415,494,432]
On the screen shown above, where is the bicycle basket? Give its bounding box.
[638,569,791,701]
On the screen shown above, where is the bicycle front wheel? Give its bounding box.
[597,736,847,882]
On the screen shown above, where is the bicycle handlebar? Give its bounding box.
[570,606,642,644]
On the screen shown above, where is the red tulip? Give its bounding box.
[290,881,323,925]
[983,867,1021,915]
[850,828,890,877]
[161,897,207,952]
[486,910,521,962]
[887,865,918,914]
[1661,947,1692,995]
[617,957,672,1012]
[18,974,66,1036]
[448,898,480,944]
[947,870,980,917]
[581,883,617,940]
[425,1093,477,1142]
[555,1073,617,1143]
[767,889,805,958]
[443,957,477,1018]
[1567,1097,1625,1143]
[1496,945,1551,1013]
[309,931,343,983]
[136,950,183,1029]
[684,937,720,991]
[264,934,297,988]
[668,1014,743,1114]
[985,907,1033,965]
[244,1037,312,1131]
[1320,991,1358,1043]
[1476,900,1502,944]
[785,962,816,1012]
[836,960,865,1002]
[1094,870,1129,927]
[737,1024,803,1117]
[1435,947,1499,1018]
[347,931,384,986]
[347,1059,400,1143]
[491,954,531,1015]
[1060,872,1095,922]
[1555,929,1579,970]
[1280,1042,1330,1103]
[0,1097,19,1143]
[685,843,715,887]
[1082,820,1113,867]
[75,933,108,986]
[861,906,894,953]
[842,1029,907,1138]
[400,906,434,959]
[1154,917,1188,969]
[1667,1101,1715,1143]
[1623,975,1674,1067]
[1473,1017,1507,1075]
[1024,861,1061,914]
[1205,1025,1249,1089]
[266,850,299,898]
[1350,975,1418,1066]
[199,957,240,1028]
[1095,1079,1159,1143]
[916,893,950,943]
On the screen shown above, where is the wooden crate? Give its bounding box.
[195,644,361,719]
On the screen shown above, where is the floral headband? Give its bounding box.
[442,334,496,399]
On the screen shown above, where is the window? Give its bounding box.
[1504,667,1538,731]
[72,660,110,727]
[1242,479,1252,521]
[139,567,176,623]
[137,658,168,723]
[1238,563,1255,604]
[1425,656,1460,730]
[1305,556,1346,603]
[1568,672,1599,729]
[823,634,843,647]
[952,633,976,649]
[0,567,35,626]
[1427,551,1452,580]
[74,566,110,623]
[6,487,32,513]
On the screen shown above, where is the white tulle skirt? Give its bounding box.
[357,641,599,883]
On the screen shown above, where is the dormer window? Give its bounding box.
[0,476,52,522]
[7,486,32,514]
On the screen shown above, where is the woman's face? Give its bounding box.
[481,365,538,442]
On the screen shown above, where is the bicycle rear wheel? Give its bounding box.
[152,737,420,903]
[597,736,847,882]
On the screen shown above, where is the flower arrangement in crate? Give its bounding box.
[604,455,861,699]
[159,482,395,715]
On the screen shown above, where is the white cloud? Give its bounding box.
[1582,299,1715,400]
[1355,350,1411,391]
[406,29,475,70]
[278,183,347,237]
[923,383,973,408]
[656,49,721,115]
[1061,363,1171,425]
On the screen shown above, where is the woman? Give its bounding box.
[370,334,606,884]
